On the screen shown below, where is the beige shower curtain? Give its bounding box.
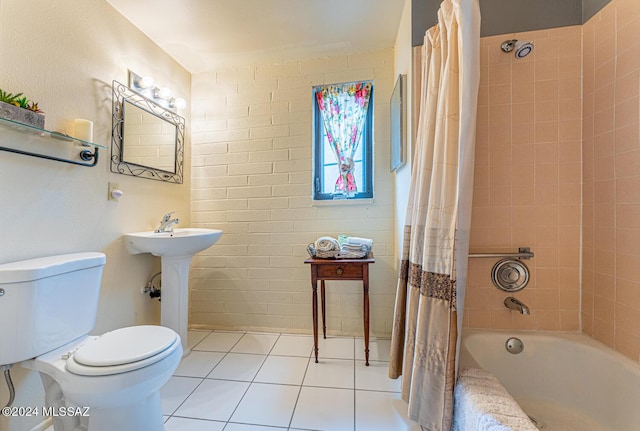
[389,1,480,430]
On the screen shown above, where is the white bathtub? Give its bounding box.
[459,330,640,431]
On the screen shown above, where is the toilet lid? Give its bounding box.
[72,325,178,367]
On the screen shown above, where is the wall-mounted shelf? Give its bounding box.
[0,116,105,167]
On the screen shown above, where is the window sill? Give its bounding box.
[311,198,374,206]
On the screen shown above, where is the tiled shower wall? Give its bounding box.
[188,49,397,336]
[465,0,640,364]
[464,26,583,332]
[582,0,640,361]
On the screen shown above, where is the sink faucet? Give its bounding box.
[504,296,530,315]
[155,212,179,233]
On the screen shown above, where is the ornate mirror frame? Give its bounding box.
[111,80,185,183]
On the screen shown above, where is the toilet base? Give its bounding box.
[81,391,164,431]
[41,374,165,431]
[23,333,181,431]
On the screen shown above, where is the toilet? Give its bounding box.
[0,252,182,431]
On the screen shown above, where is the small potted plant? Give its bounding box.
[0,88,45,129]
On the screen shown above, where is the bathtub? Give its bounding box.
[459,330,640,431]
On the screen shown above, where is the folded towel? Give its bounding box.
[341,243,369,251]
[345,236,373,248]
[315,236,340,252]
[453,368,537,431]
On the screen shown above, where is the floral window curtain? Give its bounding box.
[315,82,372,197]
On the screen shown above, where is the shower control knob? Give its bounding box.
[491,258,529,292]
[507,269,519,282]
[0,288,4,296]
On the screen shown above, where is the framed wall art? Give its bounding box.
[390,74,406,172]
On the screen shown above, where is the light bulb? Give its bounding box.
[172,98,187,110]
[155,87,172,100]
[138,76,155,89]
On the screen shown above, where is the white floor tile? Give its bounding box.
[317,336,355,360]
[174,351,226,378]
[163,332,418,431]
[254,356,309,385]
[230,383,299,427]
[165,416,225,431]
[270,334,313,357]
[355,338,391,362]
[231,333,279,354]
[188,330,212,349]
[174,379,250,421]
[224,424,288,431]
[355,361,401,392]
[303,358,354,389]
[207,353,266,381]
[291,386,354,431]
[194,331,244,352]
[160,376,202,415]
[355,390,421,431]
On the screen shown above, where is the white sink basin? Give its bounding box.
[124,228,223,257]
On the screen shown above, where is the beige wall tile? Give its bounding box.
[467,26,583,333]
[583,0,640,365]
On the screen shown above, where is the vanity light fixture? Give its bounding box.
[128,71,186,112]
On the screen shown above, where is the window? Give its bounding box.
[312,81,374,201]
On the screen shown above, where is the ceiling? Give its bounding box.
[106,0,406,74]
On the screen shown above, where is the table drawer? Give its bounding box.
[317,264,363,279]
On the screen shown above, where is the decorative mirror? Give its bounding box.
[111,80,184,183]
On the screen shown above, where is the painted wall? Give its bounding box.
[189,49,397,337]
[0,1,190,429]
[582,0,640,362]
[464,26,583,332]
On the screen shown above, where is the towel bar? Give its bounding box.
[468,247,534,260]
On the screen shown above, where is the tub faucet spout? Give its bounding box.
[504,296,530,315]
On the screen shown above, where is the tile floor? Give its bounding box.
[161,330,424,431]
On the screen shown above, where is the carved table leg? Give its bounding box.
[321,280,327,339]
[363,264,370,366]
[311,272,319,363]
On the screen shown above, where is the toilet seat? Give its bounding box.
[66,326,179,376]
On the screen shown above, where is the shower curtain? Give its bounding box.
[388,1,480,430]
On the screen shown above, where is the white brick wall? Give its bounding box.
[190,48,398,337]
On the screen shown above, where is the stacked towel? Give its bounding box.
[341,236,373,250]
[345,236,373,247]
[315,236,340,252]
[452,368,537,431]
[309,235,372,258]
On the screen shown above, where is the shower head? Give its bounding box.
[501,39,534,59]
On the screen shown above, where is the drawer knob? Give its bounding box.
[336,268,343,275]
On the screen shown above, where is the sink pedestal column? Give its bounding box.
[160,255,192,356]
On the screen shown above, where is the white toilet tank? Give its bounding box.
[0,252,106,366]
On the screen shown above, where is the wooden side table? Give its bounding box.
[304,253,375,366]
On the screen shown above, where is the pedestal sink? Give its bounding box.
[124,228,223,354]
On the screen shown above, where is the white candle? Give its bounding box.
[73,119,94,142]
